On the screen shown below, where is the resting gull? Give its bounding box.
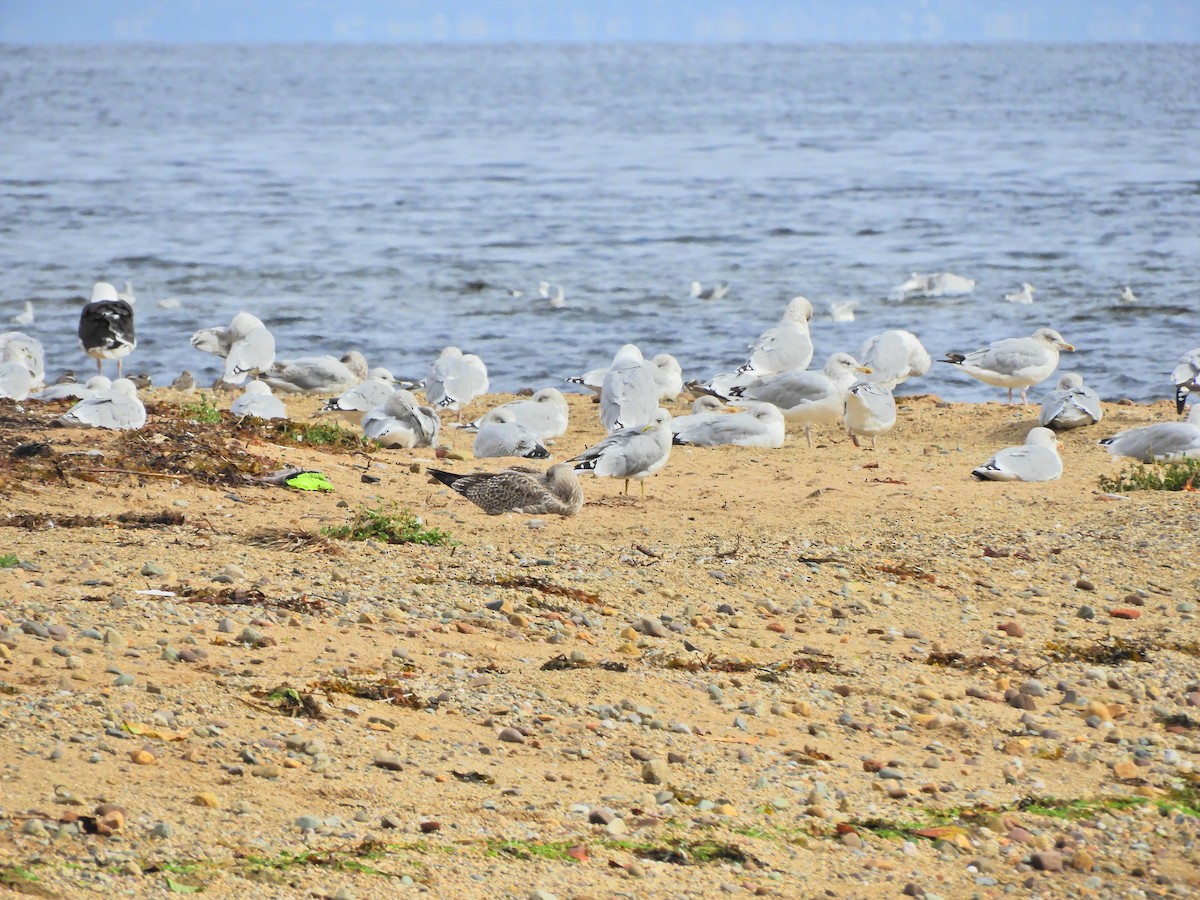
[458,388,569,441]
[1038,372,1102,430]
[858,330,931,390]
[0,336,42,400]
[31,375,111,402]
[231,380,288,420]
[600,344,659,433]
[170,371,196,393]
[941,327,1074,405]
[844,381,897,449]
[471,408,550,459]
[672,402,785,449]
[425,346,489,420]
[972,427,1062,482]
[1171,348,1200,414]
[322,368,396,424]
[0,332,46,389]
[728,352,870,448]
[429,463,583,517]
[571,408,673,496]
[78,282,136,378]
[737,296,814,376]
[362,389,440,449]
[59,378,145,430]
[263,351,368,395]
[1100,406,1200,463]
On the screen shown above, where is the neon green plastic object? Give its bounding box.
[285,471,333,492]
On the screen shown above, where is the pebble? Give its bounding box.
[373,753,404,771]
[1110,608,1141,620]
[642,758,670,784]
[998,622,1024,637]
[295,815,322,830]
[498,727,526,744]
[1030,850,1064,872]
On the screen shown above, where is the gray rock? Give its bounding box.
[641,758,670,785]
[497,727,526,744]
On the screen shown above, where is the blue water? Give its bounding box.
[2,43,1198,401]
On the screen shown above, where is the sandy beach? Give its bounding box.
[1,388,1198,899]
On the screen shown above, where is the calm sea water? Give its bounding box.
[1,43,1198,402]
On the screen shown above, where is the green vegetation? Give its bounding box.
[0,554,19,568]
[269,419,369,450]
[485,839,579,862]
[1099,458,1200,492]
[322,505,450,546]
[182,393,222,425]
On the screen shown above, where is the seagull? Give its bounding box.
[424,346,488,421]
[457,388,570,441]
[829,300,858,322]
[889,272,976,301]
[471,408,550,459]
[1171,348,1200,414]
[321,368,396,424]
[231,380,288,420]
[570,408,673,496]
[127,372,152,391]
[672,402,785,449]
[728,352,870,448]
[857,330,932,390]
[11,301,33,326]
[843,381,897,449]
[362,389,441,449]
[972,427,1062,482]
[690,281,730,301]
[170,371,196,393]
[116,281,136,304]
[1038,372,1102,430]
[941,327,1074,405]
[0,340,37,400]
[1004,282,1036,305]
[737,296,814,377]
[59,378,146,430]
[262,351,368,395]
[222,312,275,385]
[651,353,684,402]
[547,285,566,309]
[78,282,136,378]
[156,296,182,310]
[1100,406,1200,463]
[1119,286,1138,305]
[600,344,659,432]
[30,375,111,402]
[429,463,583,517]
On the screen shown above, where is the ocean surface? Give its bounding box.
[1,43,1198,402]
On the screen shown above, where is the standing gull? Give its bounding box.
[322,368,396,424]
[1100,406,1200,462]
[471,408,550,459]
[651,353,684,402]
[857,330,931,390]
[941,327,1074,405]
[424,346,489,420]
[221,312,276,385]
[728,353,870,448]
[459,388,570,442]
[972,427,1062,482]
[429,463,583,517]
[263,351,368,395]
[59,378,146,430]
[1038,372,1102,430]
[600,344,658,432]
[571,408,673,496]
[231,380,288,420]
[362,389,440,449]
[844,381,897,449]
[672,402,785,449]
[1171,347,1200,414]
[737,296,814,377]
[78,282,135,378]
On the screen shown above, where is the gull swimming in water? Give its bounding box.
[78,282,136,378]
[972,427,1062,482]
[471,408,550,459]
[727,352,870,448]
[857,330,931,390]
[843,381,897,449]
[1119,286,1138,304]
[429,463,583,517]
[425,346,489,420]
[737,296,814,377]
[829,300,858,322]
[600,343,659,432]
[322,368,396,424]
[691,280,730,301]
[31,374,111,402]
[11,301,33,326]
[231,380,288,420]
[1038,372,1102,430]
[59,378,146,430]
[362,389,440,449]
[1171,348,1200,414]
[571,408,673,495]
[1004,283,1036,305]
[672,402,785,449]
[941,327,1074,405]
[1100,406,1200,463]
[889,272,976,301]
[117,281,136,304]
[263,351,368,395]
[458,388,570,441]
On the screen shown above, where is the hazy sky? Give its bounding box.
[2,0,1197,43]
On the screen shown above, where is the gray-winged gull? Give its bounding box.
[231,380,288,420]
[889,272,976,301]
[0,337,41,400]
[1172,348,1200,414]
[857,330,931,390]
[1100,406,1200,463]
[362,389,440,449]
[322,368,396,424]
[78,282,136,378]
[844,381,897,449]
[737,296,814,377]
[571,407,673,495]
[31,375,111,402]
[459,388,569,441]
[672,402,785,449]
[600,344,658,433]
[0,332,45,389]
[471,408,550,459]
[59,378,145,430]
[1038,372,1102,430]
[222,312,276,384]
[973,427,1062,482]
[263,351,368,395]
[425,346,489,420]
[429,463,583,516]
[941,327,1074,405]
[691,281,730,301]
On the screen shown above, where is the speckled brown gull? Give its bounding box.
[429,463,583,516]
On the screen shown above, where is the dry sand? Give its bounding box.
[1,389,1199,899]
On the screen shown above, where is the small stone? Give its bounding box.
[1030,850,1063,871]
[295,815,321,830]
[193,792,220,808]
[130,749,155,765]
[251,764,283,778]
[1077,606,1095,620]
[373,753,404,771]
[151,822,173,839]
[141,561,167,577]
[998,622,1025,638]
[1070,849,1095,872]
[1075,578,1095,591]
[1112,760,1137,779]
[1109,608,1141,620]
[497,727,526,744]
[641,758,670,785]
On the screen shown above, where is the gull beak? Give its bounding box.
[1061,343,1076,352]
[857,365,873,374]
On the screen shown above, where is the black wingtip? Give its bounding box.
[1176,385,1189,415]
[524,446,551,459]
[939,353,966,366]
[427,469,462,489]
